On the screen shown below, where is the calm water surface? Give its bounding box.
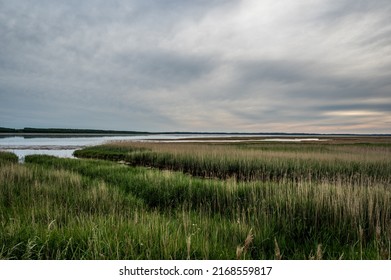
[0,134,241,161]
[0,135,188,161]
[0,134,324,162]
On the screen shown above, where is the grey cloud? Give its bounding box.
[314,0,391,23]
[1,0,390,133]
[234,59,313,84]
[357,26,391,50]
[210,57,384,102]
[112,50,215,89]
[316,103,391,114]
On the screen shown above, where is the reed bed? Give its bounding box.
[0,151,18,164]
[74,141,391,185]
[1,139,391,259]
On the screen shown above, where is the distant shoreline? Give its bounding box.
[1,127,390,137]
[0,133,151,137]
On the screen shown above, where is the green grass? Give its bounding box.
[74,142,391,184]
[73,145,149,161]
[1,139,391,259]
[0,151,18,164]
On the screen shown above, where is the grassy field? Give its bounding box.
[1,137,390,259]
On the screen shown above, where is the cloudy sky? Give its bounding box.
[1,0,390,133]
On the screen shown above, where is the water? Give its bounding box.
[0,134,243,162]
[0,134,186,162]
[0,134,325,162]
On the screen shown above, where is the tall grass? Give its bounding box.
[0,151,18,164]
[74,142,391,185]
[0,159,268,259]
[1,139,391,260]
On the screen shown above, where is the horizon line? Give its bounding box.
[1,127,390,136]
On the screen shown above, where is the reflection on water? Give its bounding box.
[0,134,326,162]
[0,134,223,161]
[0,135,171,162]
[13,149,76,163]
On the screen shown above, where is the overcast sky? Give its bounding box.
[1,0,390,133]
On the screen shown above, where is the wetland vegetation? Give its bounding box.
[1,137,390,259]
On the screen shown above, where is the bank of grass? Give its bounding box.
[0,156,275,259]
[0,151,18,164]
[74,141,391,184]
[1,139,391,260]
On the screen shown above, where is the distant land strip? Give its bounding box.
[0,127,152,135]
[0,127,390,136]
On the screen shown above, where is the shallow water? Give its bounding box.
[0,134,227,161]
[0,134,325,162]
[0,135,172,162]
[151,138,324,143]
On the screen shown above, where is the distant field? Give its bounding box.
[1,137,390,259]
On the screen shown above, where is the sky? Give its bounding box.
[1,0,390,133]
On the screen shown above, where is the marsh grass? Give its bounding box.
[75,142,391,185]
[0,151,18,164]
[1,139,391,259]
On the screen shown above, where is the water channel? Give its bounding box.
[0,134,324,162]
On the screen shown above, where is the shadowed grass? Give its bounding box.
[0,151,18,164]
